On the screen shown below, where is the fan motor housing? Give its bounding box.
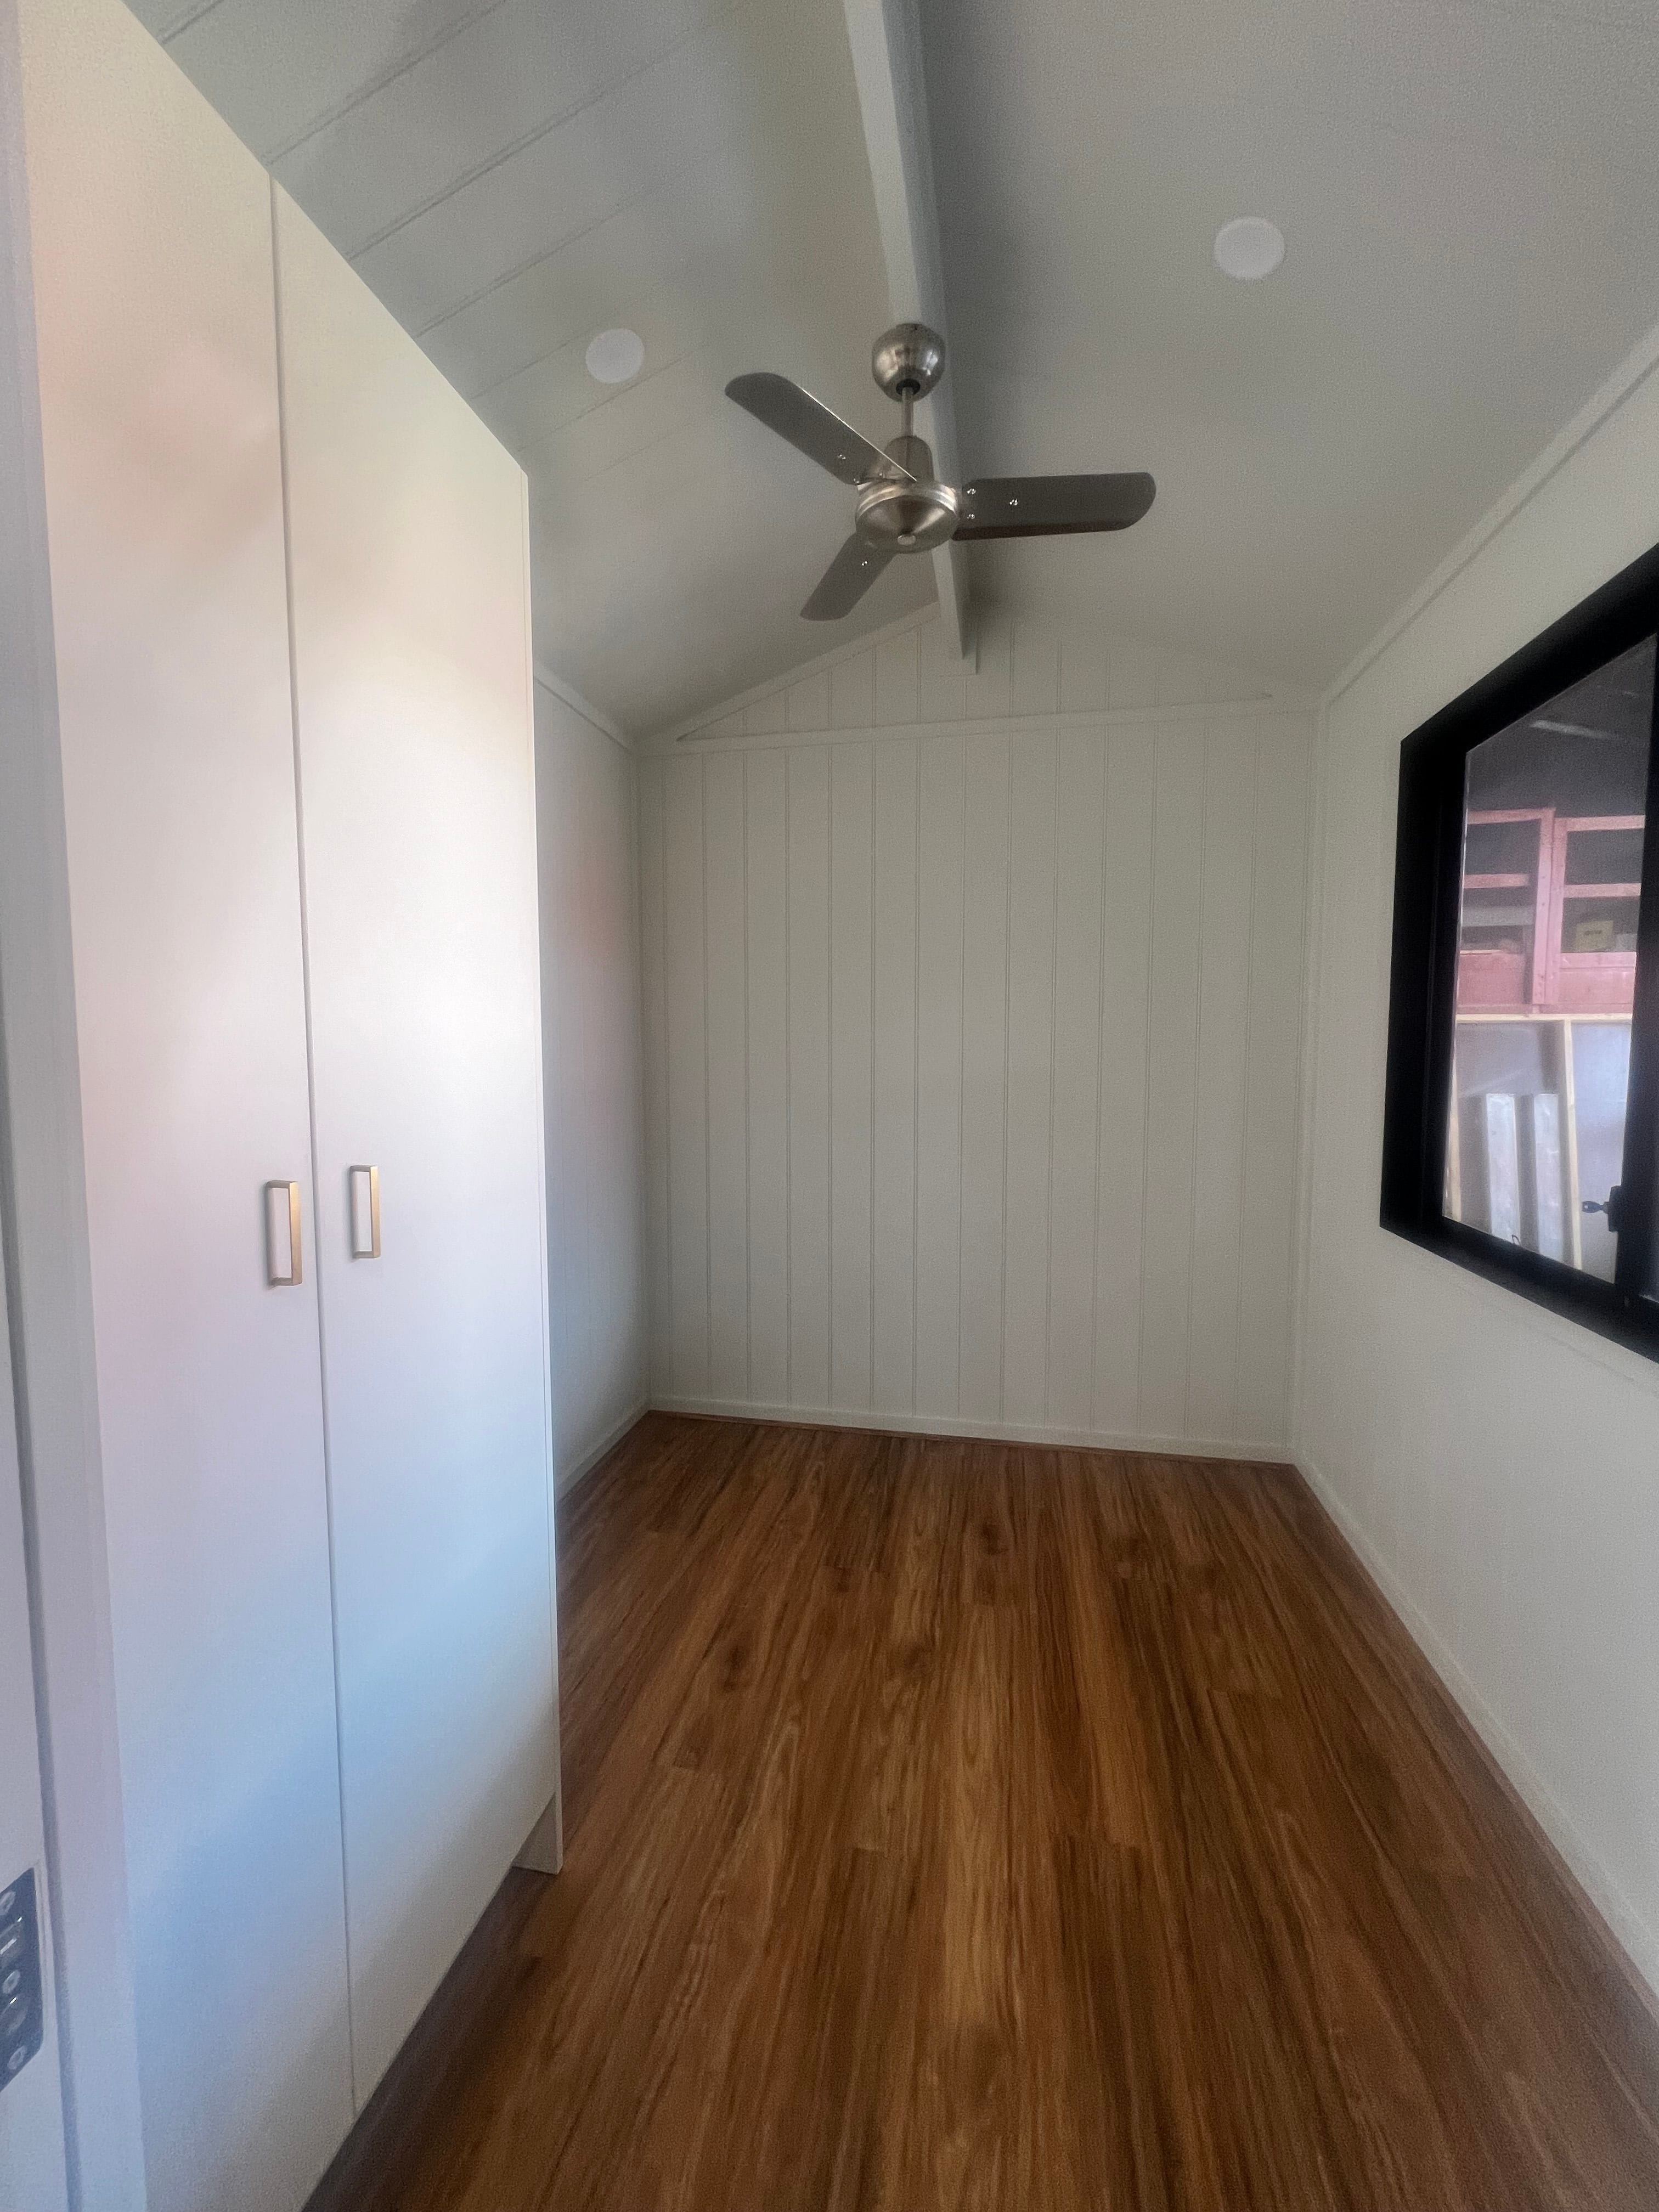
[856,433,960,551]
[872,322,945,400]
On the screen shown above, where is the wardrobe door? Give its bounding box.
[16,5,352,2210]
[273,189,558,2100]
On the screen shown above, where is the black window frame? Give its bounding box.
[1381,539,1659,1362]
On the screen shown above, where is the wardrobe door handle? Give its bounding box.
[264,1181,302,1286]
[348,1165,381,1260]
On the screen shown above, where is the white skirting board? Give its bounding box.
[557,1399,651,1499]
[648,1394,1290,1464]
[515,1796,563,1877]
[1296,1448,1659,2017]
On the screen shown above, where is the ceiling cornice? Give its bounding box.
[533,663,635,752]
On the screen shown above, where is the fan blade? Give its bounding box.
[726,372,912,489]
[800,535,895,620]
[954,472,1155,539]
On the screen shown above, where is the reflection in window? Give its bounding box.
[1446,638,1652,1282]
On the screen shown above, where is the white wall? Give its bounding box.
[1299,329,1659,2001]
[640,610,1316,1454]
[537,679,648,1494]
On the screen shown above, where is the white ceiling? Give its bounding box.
[132,0,933,734]
[920,0,1659,690]
[134,0,1659,724]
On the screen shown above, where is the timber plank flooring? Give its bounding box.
[307,1414,1659,2212]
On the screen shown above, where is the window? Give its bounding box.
[1381,544,1659,1358]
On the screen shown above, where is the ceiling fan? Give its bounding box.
[725,321,1155,620]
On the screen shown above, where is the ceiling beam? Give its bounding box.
[842,0,969,659]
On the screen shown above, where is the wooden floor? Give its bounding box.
[309,1413,1659,2212]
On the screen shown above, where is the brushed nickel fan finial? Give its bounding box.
[871,321,946,402]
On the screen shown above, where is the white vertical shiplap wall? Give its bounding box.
[640,613,1315,1454]
[667,604,1296,743]
[536,682,648,1493]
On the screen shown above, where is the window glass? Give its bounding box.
[1446,637,1652,1280]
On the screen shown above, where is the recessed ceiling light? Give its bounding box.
[585,328,645,385]
[1214,217,1285,281]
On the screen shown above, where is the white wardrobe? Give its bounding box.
[1,2,560,2208]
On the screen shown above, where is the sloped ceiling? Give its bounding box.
[132,0,934,733]
[921,0,1659,690]
[135,0,1659,727]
